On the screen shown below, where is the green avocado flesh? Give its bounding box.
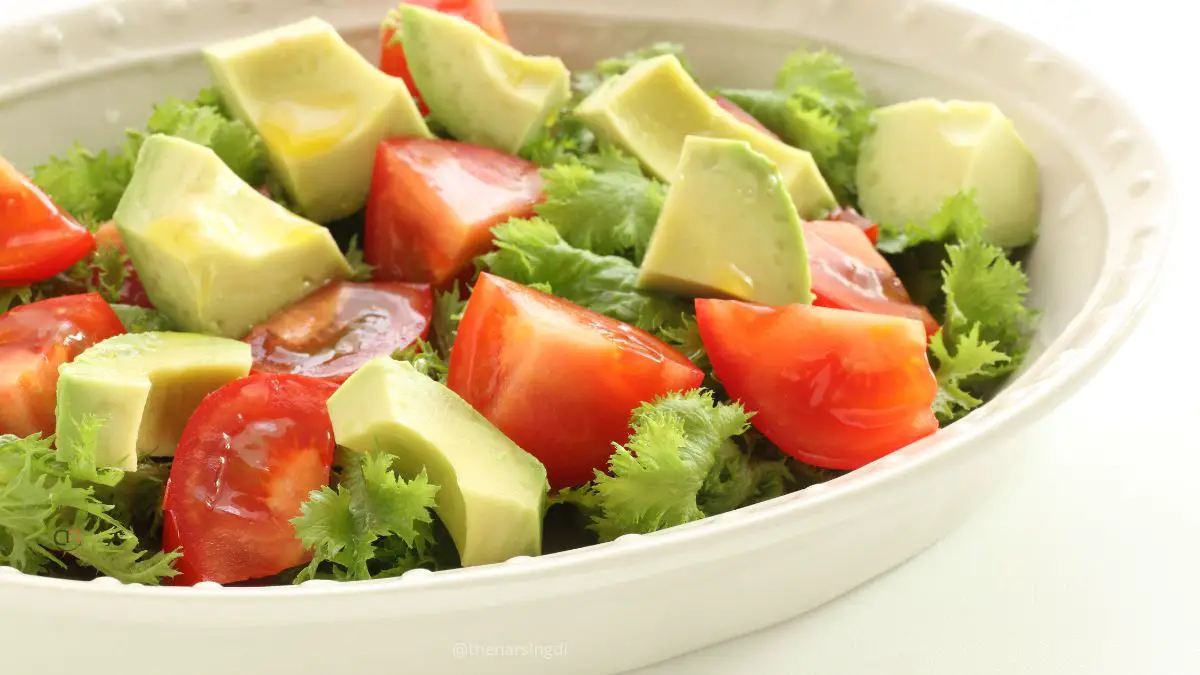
[575,54,836,218]
[637,136,813,306]
[55,332,252,471]
[327,358,549,567]
[856,98,1041,248]
[203,17,432,223]
[399,4,571,154]
[113,134,352,339]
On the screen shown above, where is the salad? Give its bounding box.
[0,0,1038,587]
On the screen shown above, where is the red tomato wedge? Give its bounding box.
[448,274,705,488]
[696,299,939,470]
[162,374,339,586]
[0,294,125,437]
[805,219,940,336]
[713,95,781,140]
[0,157,95,287]
[365,138,543,287]
[245,280,433,384]
[826,206,880,245]
[380,0,510,115]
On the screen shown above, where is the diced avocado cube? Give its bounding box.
[327,358,548,567]
[399,5,571,155]
[575,55,837,218]
[55,332,252,471]
[637,136,813,306]
[203,17,432,223]
[856,99,1041,248]
[113,134,352,339]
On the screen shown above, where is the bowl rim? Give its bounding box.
[0,0,1176,604]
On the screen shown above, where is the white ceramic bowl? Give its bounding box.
[0,1,1174,673]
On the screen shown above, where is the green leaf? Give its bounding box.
[574,43,689,99]
[717,89,844,160]
[658,314,710,372]
[585,390,754,541]
[941,221,1035,354]
[1,286,34,313]
[718,49,873,205]
[291,450,440,582]
[109,304,176,334]
[520,110,596,167]
[344,234,374,282]
[928,325,1011,423]
[145,95,267,187]
[432,282,468,359]
[479,217,685,334]
[775,50,868,109]
[876,190,988,254]
[0,432,179,584]
[31,142,136,228]
[31,89,268,227]
[393,338,449,384]
[534,156,666,263]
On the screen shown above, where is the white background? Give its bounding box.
[8,0,1199,673]
[637,1,1200,673]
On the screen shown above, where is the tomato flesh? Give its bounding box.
[0,157,95,287]
[713,95,781,140]
[245,280,433,383]
[0,294,126,437]
[162,374,339,586]
[826,206,880,244]
[380,0,510,115]
[696,299,938,470]
[805,220,939,336]
[448,274,705,488]
[365,138,543,286]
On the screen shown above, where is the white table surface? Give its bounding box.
[9,1,1199,673]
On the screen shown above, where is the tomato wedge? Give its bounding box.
[245,280,433,383]
[380,0,510,115]
[448,274,704,488]
[0,294,125,437]
[0,157,95,287]
[696,299,938,470]
[826,206,880,244]
[162,374,339,586]
[805,219,940,336]
[365,138,543,286]
[713,95,781,140]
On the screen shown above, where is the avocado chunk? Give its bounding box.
[327,358,547,567]
[114,134,352,338]
[575,55,836,218]
[399,4,570,155]
[856,99,1041,247]
[204,17,432,223]
[637,137,813,306]
[56,332,251,471]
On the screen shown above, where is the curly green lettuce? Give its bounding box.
[478,217,685,334]
[31,88,266,228]
[716,50,874,205]
[534,146,666,264]
[0,425,179,584]
[393,338,449,384]
[291,449,441,582]
[557,390,790,542]
[883,192,1037,423]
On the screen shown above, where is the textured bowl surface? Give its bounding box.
[0,1,1173,674]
